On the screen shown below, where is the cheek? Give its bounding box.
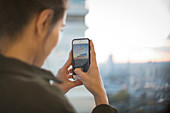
[51,30,59,46]
[45,29,60,55]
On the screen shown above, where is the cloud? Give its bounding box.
[78,48,85,51]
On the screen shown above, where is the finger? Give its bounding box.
[74,68,86,81]
[69,80,83,89]
[68,68,72,73]
[74,68,86,76]
[67,74,73,79]
[72,80,83,86]
[63,50,72,69]
[90,40,97,66]
[73,75,80,80]
[73,75,77,80]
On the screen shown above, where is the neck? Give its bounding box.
[1,40,37,67]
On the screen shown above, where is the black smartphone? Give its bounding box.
[72,38,90,76]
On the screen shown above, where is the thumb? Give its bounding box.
[74,68,85,75]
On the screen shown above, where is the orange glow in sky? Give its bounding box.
[85,0,170,63]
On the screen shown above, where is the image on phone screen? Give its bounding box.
[73,39,90,73]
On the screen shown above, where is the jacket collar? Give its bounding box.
[0,54,62,83]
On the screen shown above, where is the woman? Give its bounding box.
[0,0,118,112]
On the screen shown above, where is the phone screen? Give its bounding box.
[72,39,90,74]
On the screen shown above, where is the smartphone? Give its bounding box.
[72,38,90,75]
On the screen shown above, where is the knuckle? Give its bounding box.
[69,53,71,57]
[59,68,64,73]
[92,65,99,70]
[93,51,96,57]
[94,66,99,70]
[69,51,72,57]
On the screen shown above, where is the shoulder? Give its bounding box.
[0,74,76,113]
[92,104,118,113]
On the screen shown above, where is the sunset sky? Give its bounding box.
[73,44,88,58]
[85,0,170,63]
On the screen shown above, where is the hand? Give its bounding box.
[74,40,109,106]
[53,51,83,94]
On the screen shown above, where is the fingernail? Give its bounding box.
[73,75,78,80]
[74,75,81,80]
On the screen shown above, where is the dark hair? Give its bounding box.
[0,0,68,41]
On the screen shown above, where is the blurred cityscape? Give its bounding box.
[42,0,170,113]
[100,55,170,113]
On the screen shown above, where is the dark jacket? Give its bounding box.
[0,54,118,113]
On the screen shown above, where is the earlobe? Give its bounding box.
[36,9,54,37]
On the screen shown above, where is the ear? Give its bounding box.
[36,9,54,37]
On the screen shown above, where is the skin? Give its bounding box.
[1,9,109,106]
